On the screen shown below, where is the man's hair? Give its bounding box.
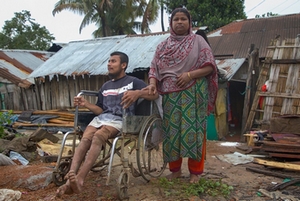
[110,51,129,70]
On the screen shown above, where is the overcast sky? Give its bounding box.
[0,0,300,43]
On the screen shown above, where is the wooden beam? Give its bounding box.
[269,153,300,159]
[246,166,298,179]
[253,158,300,171]
[264,59,300,64]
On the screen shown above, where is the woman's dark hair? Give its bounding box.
[110,51,129,70]
[195,29,210,46]
[170,8,191,24]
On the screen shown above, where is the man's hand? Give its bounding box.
[121,91,139,109]
[74,96,86,107]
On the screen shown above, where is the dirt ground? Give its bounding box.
[1,136,300,201]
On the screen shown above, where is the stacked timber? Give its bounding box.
[10,110,76,128]
[259,135,300,160]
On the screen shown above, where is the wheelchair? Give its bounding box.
[52,90,166,200]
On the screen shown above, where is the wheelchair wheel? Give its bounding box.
[137,114,167,181]
[117,171,129,200]
[52,160,71,186]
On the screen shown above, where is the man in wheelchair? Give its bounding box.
[56,51,158,197]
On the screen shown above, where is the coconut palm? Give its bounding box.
[52,0,165,37]
[53,0,133,37]
[134,0,162,34]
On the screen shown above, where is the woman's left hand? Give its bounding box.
[176,72,192,88]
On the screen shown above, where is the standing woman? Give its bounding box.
[146,8,218,183]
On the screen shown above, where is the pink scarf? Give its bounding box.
[149,13,218,113]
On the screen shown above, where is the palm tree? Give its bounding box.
[134,0,163,34]
[52,0,165,37]
[105,0,137,35]
[159,0,165,32]
[53,0,126,37]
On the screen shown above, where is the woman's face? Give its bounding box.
[171,12,190,36]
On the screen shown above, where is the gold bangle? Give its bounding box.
[188,72,193,80]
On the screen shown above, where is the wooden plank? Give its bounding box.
[258,92,300,99]
[13,122,74,127]
[243,39,280,133]
[242,47,257,140]
[44,76,51,110]
[264,59,300,64]
[269,152,300,159]
[262,146,300,153]
[262,141,300,148]
[253,158,300,171]
[246,166,297,179]
[258,189,298,200]
[281,37,300,115]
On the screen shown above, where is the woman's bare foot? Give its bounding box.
[68,170,83,194]
[189,174,199,183]
[166,171,182,181]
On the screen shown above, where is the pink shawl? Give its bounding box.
[149,16,218,113]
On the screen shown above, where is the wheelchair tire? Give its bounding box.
[137,114,167,181]
[117,171,129,200]
[52,160,71,186]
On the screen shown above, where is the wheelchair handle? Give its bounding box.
[74,90,99,129]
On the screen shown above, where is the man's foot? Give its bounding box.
[68,170,83,194]
[189,174,199,183]
[166,171,182,181]
[56,183,72,197]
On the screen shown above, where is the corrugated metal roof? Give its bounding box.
[0,49,54,88]
[28,33,245,81]
[29,34,170,79]
[208,13,300,58]
[215,58,245,81]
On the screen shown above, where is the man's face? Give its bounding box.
[107,55,125,79]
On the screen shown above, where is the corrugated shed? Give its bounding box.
[0,49,54,88]
[0,60,34,87]
[215,58,245,81]
[29,34,170,79]
[208,13,300,59]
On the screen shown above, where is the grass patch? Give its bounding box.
[157,177,233,199]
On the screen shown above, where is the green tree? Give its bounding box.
[0,10,55,50]
[164,0,246,31]
[136,0,160,34]
[53,0,162,37]
[53,0,110,37]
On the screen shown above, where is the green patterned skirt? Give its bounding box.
[162,78,208,162]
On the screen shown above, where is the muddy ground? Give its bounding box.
[1,139,300,201]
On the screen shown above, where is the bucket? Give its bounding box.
[207,113,218,140]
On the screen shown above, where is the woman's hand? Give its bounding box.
[143,84,157,95]
[176,72,193,88]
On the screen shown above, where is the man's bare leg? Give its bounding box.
[71,126,117,193]
[56,127,94,197]
[69,126,97,173]
[68,170,82,194]
[56,179,73,197]
[72,135,105,192]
